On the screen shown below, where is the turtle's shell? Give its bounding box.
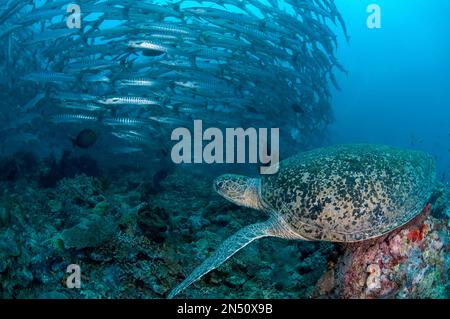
[261,144,436,242]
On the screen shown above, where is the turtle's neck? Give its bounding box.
[243,178,265,211]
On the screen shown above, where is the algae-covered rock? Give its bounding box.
[61,215,117,249]
[48,199,62,213]
[0,228,21,258]
[0,229,21,273]
[137,204,171,244]
[314,204,449,299]
[55,174,105,207]
[92,201,109,216]
[0,205,10,228]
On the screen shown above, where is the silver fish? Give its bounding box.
[21,72,76,83]
[49,114,98,124]
[22,92,46,111]
[111,146,144,154]
[102,117,152,127]
[115,78,162,88]
[98,96,160,106]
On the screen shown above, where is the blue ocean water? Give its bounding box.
[331,0,450,183]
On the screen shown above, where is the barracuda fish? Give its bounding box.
[89,24,133,40]
[149,116,190,126]
[130,22,195,36]
[2,0,347,164]
[35,0,71,11]
[170,94,208,107]
[185,7,261,26]
[187,46,233,60]
[65,59,118,73]
[128,40,185,57]
[111,146,144,154]
[174,79,234,97]
[115,78,161,88]
[103,116,153,127]
[0,23,22,39]
[64,42,128,59]
[111,130,152,145]
[56,101,104,112]
[0,0,30,24]
[198,31,251,51]
[49,113,98,124]
[98,96,160,106]
[20,72,76,83]
[82,73,111,83]
[225,22,281,44]
[26,28,79,44]
[51,92,97,102]
[156,59,194,70]
[22,92,46,111]
[144,33,180,43]
[19,8,64,25]
[128,1,182,19]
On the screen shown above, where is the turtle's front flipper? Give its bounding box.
[168,219,277,298]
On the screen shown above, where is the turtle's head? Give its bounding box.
[214,174,263,210]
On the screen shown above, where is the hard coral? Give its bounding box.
[137,204,172,244]
[55,174,105,207]
[314,203,449,299]
[61,215,117,249]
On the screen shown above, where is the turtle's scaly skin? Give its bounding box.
[261,144,436,242]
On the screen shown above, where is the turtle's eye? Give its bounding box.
[214,180,225,191]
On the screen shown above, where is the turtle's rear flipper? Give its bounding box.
[168,220,275,298]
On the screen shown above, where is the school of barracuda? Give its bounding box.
[0,0,346,158]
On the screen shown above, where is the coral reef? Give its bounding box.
[0,154,448,299]
[61,215,118,249]
[137,204,172,244]
[314,203,449,298]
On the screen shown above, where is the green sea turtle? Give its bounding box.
[169,144,436,298]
